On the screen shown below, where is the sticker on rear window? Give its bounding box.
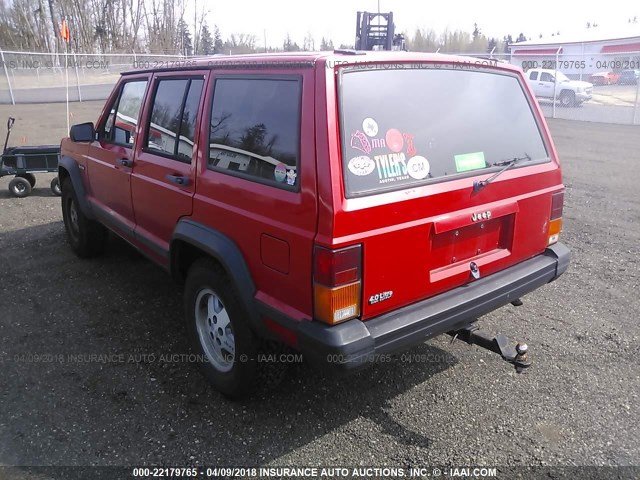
[350,130,372,154]
[348,156,376,176]
[286,169,297,185]
[407,155,430,180]
[374,153,409,183]
[362,118,378,137]
[274,163,286,182]
[403,133,417,157]
[385,128,404,153]
[454,152,486,172]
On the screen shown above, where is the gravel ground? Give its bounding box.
[0,103,639,478]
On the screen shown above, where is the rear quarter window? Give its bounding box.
[339,65,549,197]
[207,77,301,189]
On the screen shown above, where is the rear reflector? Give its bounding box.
[314,282,361,325]
[548,218,562,245]
[313,245,362,325]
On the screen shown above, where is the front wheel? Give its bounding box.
[9,176,32,197]
[559,91,576,107]
[184,259,259,399]
[61,178,108,257]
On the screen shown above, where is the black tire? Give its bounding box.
[9,176,32,198]
[50,177,62,196]
[559,90,576,107]
[184,258,259,399]
[17,173,36,188]
[61,178,108,258]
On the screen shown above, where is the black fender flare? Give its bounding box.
[58,156,94,218]
[170,219,265,335]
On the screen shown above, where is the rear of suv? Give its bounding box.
[59,52,570,398]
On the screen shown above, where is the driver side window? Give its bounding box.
[540,72,553,82]
[101,80,148,147]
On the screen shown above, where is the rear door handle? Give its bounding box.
[166,174,190,186]
[118,158,132,167]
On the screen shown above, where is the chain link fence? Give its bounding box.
[0,50,186,104]
[1,48,639,125]
[450,50,640,125]
[511,50,640,125]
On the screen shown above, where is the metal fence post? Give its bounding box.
[552,49,560,119]
[0,48,15,105]
[633,77,640,125]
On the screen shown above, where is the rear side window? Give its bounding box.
[145,78,204,162]
[529,71,538,81]
[339,66,549,197]
[102,80,147,146]
[207,77,301,189]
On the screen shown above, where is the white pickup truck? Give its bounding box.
[526,68,593,107]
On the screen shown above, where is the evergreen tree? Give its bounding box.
[487,37,498,54]
[503,34,513,53]
[213,25,223,53]
[320,37,334,51]
[199,23,214,55]
[283,34,300,52]
[473,23,481,41]
[412,28,425,51]
[177,18,193,56]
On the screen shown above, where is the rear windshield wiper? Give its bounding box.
[473,154,532,192]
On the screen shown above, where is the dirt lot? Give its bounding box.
[0,101,639,478]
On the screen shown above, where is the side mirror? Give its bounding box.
[70,122,95,142]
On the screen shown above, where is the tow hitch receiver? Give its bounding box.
[448,322,531,373]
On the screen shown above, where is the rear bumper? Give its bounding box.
[293,243,570,370]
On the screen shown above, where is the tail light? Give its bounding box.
[548,190,564,245]
[313,245,362,325]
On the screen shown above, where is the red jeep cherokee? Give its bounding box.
[59,51,570,398]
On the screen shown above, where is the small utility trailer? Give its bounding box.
[1,117,61,198]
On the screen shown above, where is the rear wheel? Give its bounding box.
[8,177,32,198]
[50,177,61,196]
[185,258,259,399]
[61,178,108,257]
[17,173,36,187]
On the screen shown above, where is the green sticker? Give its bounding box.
[454,152,486,172]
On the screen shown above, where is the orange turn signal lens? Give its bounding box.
[548,218,562,245]
[313,282,361,325]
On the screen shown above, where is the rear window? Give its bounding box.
[339,65,549,197]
